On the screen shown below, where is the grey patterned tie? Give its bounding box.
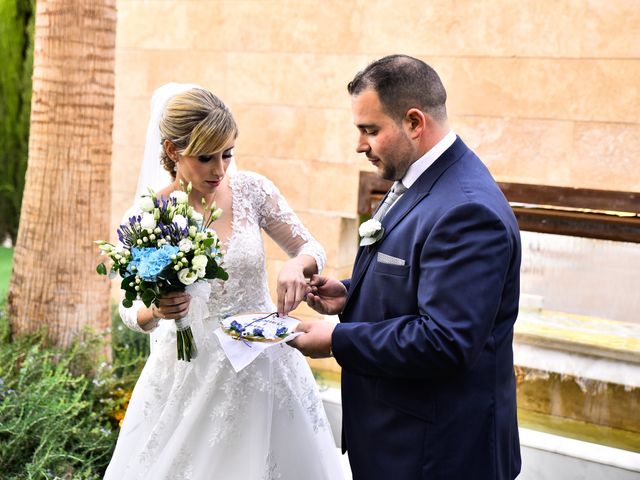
[373,181,408,221]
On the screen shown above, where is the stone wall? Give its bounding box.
[111,0,640,319]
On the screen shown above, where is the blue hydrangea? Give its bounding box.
[129,245,179,281]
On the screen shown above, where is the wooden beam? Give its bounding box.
[358,172,640,243]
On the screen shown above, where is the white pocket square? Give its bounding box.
[377,252,406,266]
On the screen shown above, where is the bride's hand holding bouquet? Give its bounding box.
[96,181,228,361]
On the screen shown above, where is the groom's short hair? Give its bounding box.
[348,54,448,124]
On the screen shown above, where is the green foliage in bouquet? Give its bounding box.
[0,0,35,245]
[0,302,148,479]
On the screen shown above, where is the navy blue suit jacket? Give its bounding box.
[333,138,522,479]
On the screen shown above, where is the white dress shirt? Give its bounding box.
[386,130,456,213]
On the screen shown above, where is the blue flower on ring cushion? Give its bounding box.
[129,245,179,281]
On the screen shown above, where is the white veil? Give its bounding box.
[135,82,237,202]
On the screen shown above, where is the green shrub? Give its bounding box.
[0,303,148,479]
[0,247,13,299]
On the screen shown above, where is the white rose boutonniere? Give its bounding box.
[359,218,384,246]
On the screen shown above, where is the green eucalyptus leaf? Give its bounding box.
[141,289,156,307]
[217,269,229,281]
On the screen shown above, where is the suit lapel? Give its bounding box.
[345,137,469,308]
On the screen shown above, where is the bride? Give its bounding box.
[104,84,344,479]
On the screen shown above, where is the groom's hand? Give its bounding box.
[304,275,347,315]
[289,320,335,358]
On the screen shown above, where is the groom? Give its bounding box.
[290,55,522,479]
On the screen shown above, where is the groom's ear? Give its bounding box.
[404,108,426,139]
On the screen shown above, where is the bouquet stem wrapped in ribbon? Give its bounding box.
[96,182,228,362]
[174,281,211,361]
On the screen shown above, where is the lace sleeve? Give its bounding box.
[119,300,150,333]
[116,205,156,334]
[253,174,326,272]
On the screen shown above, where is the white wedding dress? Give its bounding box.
[104,171,344,480]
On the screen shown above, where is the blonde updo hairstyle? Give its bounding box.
[159,88,238,177]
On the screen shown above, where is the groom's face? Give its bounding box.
[351,88,415,181]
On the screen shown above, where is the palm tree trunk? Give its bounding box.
[8,0,116,347]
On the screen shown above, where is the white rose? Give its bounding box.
[173,214,188,229]
[192,255,208,271]
[140,213,156,231]
[170,190,189,205]
[177,268,198,285]
[139,196,155,212]
[178,238,193,252]
[191,211,203,226]
[359,219,382,237]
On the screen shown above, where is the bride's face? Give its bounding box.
[175,140,235,196]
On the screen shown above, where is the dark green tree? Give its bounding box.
[0,0,35,245]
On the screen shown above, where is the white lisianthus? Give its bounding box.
[139,196,155,212]
[114,242,126,254]
[192,255,208,271]
[210,208,223,221]
[177,268,198,285]
[173,214,188,229]
[170,190,189,205]
[140,213,157,231]
[191,211,204,226]
[205,228,218,240]
[178,238,193,252]
[98,243,112,253]
[358,218,384,246]
[192,255,208,278]
[188,225,197,238]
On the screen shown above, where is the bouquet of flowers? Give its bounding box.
[96,181,228,361]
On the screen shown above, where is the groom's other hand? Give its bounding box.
[304,275,347,315]
[289,320,335,358]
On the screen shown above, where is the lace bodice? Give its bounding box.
[119,170,326,333]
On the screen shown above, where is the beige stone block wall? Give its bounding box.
[112,0,640,321]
